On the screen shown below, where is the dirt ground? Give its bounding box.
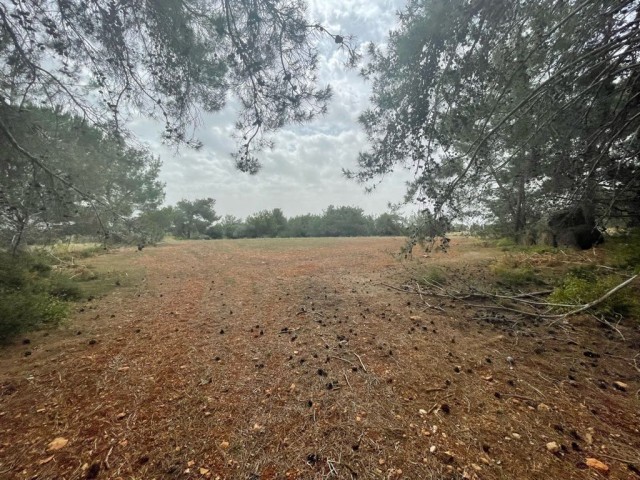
[1,237,639,480]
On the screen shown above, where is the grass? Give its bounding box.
[603,229,640,272]
[550,269,640,317]
[490,254,542,287]
[416,266,448,286]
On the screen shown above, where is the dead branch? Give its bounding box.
[545,274,637,319]
[354,353,367,373]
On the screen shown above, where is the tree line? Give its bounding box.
[139,201,407,241]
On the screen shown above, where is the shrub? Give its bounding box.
[0,291,68,343]
[490,254,541,286]
[0,252,75,343]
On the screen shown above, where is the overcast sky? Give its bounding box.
[130,0,410,219]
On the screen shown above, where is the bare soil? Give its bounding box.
[1,237,639,480]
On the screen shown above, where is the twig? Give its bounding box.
[426,393,453,414]
[330,356,358,368]
[104,445,114,470]
[498,393,538,403]
[591,313,625,340]
[354,353,367,373]
[343,371,352,389]
[424,387,446,393]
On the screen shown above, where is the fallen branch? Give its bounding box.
[545,274,637,319]
[354,352,367,373]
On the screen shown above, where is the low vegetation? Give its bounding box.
[0,244,142,343]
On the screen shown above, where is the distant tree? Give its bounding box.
[216,215,245,239]
[245,208,287,237]
[173,198,219,239]
[321,205,373,237]
[285,214,323,237]
[374,213,406,236]
[134,207,176,244]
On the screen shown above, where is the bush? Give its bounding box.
[490,254,541,286]
[417,267,448,286]
[0,292,68,342]
[0,252,77,343]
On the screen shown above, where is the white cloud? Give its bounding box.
[129,0,411,220]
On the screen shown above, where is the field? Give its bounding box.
[0,237,639,479]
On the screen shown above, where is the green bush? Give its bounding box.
[0,292,68,342]
[550,273,639,317]
[492,265,539,286]
[0,252,76,343]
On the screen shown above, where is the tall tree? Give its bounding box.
[353,0,640,242]
[172,198,219,239]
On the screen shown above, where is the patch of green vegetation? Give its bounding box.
[493,237,556,254]
[48,273,84,301]
[0,252,70,343]
[490,254,543,286]
[496,237,517,250]
[492,265,539,286]
[603,229,640,273]
[550,272,639,317]
[0,245,136,342]
[417,266,448,286]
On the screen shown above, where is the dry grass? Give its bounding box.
[0,238,638,480]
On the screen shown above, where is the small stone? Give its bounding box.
[378,458,385,465]
[546,441,560,453]
[430,445,437,453]
[220,441,230,449]
[537,403,551,412]
[418,409,428,415]
[511,433,521,439]
[585,433,593,445]
[585,458,609,473]
[613,381,628,391]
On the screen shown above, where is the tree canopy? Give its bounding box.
[353,0,640,242]
[0,0,355,173]
[0,105,164,251]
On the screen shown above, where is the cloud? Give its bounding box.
[129,0,411,220]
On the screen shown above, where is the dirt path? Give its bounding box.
[1,238,639,480]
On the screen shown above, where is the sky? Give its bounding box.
[129,0,411,220]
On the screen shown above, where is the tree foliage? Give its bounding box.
[0,0,355,173]
[353,0,640,242]
[172,198,219,239]
[0,105,164,251]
